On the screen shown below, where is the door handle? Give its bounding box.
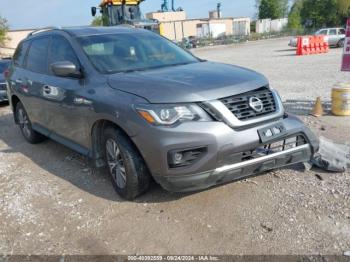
[42,85,60,99]
[43,85,52,94]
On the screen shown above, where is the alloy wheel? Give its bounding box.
[106,138,127,189]
[17,108,31,138]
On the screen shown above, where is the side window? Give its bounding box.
[13,41,30,67]
[26,37,50,74]
[339,29,345,35]
[49,35,79,69]
[329,29,337,35]
[318,30,328,35]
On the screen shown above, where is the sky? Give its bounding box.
[0,0,256,30]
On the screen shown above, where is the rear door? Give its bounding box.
[19,36,51,132]
[328,28,338,46]
[10,40,30,108]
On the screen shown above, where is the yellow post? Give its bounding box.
[159,23,165,36]
[332,83,350,116]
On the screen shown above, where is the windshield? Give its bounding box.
[77,33,199,74]
[0,61,10,73]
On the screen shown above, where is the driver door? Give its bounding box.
[43,34,90,148]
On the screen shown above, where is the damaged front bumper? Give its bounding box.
[141,114,318,193]
[155,142,312,192]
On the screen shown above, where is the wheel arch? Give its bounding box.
[11,95,21,123]
[338,38,345,47]
[90,119,145,169]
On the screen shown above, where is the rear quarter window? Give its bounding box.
[339,29,345,35]
[13,41,30,67]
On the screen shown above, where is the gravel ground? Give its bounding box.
[192,38,349,102]
[0,38,349,256]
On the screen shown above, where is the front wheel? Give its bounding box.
[338,39,345,48]
[15,102,46,144]
[103,127,151,200]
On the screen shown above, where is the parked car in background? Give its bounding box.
[289,27,345,48]
[7,27,318,200]
[181,36,199,49]
[0,58,11,102]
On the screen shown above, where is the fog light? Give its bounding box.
[173,152,183,164]
[168,147,207,168]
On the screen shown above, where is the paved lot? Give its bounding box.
[0,38,349,256]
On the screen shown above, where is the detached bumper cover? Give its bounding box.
[154,143,312,192]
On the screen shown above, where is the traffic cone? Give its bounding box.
[311,97,324,117]
[296,37,302,56]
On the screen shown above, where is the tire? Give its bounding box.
[15,102,46,144]
[338,39,345,48]
[103,127,150,200]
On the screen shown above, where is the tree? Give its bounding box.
[337,0,350,24]
[296,0,350,29]
[280,0,289,17]
[258,0,289,19]
[338,0,350,15]
[288,0,303,29]
[91,16,103,26]
[287,0,350,29]
[0,16,9,47]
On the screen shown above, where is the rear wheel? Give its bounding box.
[15,102,46,144]
[103,127,150,200]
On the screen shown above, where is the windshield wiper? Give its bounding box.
[167,61,197,67]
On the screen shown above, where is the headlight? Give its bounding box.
[136,104,211,126]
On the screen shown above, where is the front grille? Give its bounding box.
[220,87,277,121]
[241,135,307,162]
[0,83,6,90]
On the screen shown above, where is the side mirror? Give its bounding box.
[51,61,82,78]
[91,7,97,17]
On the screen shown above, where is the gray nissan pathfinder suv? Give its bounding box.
[6,27,318,200]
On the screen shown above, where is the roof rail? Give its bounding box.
[27,27,62,37]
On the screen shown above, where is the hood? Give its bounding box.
[108,61,269,103]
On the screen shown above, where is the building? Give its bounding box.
[158,18,234,41]
[0,29,34,57]
[147,10,187,22]
[232,17,251,36]
[147,11,250,42]
[255,18,288,34]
